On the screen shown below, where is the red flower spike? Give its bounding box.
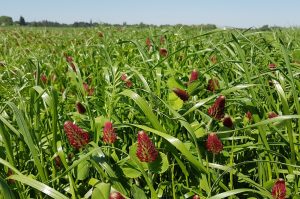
[189,69,199,83]
[136,131,158,162]
[65,56,73,63]
[208,95,225,120]
[63,121,89,149]
[146,37,152,49]
[272,178,286,199]
[173,88,189,101]
[41,74,48,84]
[223,115,233,128]
[206,133,223,154]
[193,195,201,199]
[246,111,252,121]
[121,73,133,88]
[268,112,278,119]
[54,156,61,168]
[83,83,94,96]
[76,102,86,114]
[110,192,125,199]
[269,63,276,70]
[159,48,168,57]
[103,121,117,144]
[125,80,133,88]
[121,73,128,81]
[207,78,219,92]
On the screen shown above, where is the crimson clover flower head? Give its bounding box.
[223,115,233,128]
[172,88,189,101]
[208,95,225,120]
[136,131,158,162]
[146,37,152,47]
[103,121,117,144]
[246,111,252,121]
[189,69,199,83]
[76,102,86,114]
[269,63,276,69]
[207,78,219,92]
[206,133,223,154]
[40,74,48,84]
[268,111,278,119]
[83,82,94,96]
[63,121,89,149]
[193,195,201,199]
[110,192,125,199]
[272,178,286,199]
[159,48,168,57]
[121,73,133,88]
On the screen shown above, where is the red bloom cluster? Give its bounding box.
[103,121,117,144]
[83,82,95,96]
[63,121,89,149]
[65,55,76,72]
[246,111,252,121]
[207,78,219,92]
[173,88,189,101]
[189,69,199,83]
[268,112,278,119]
[206,133,223,154]
[269,63,276,70]
[159,48,168,57]
[76,102,86,114]
[146,37,152,50]
[136,131,158,162]
[40,74,48,84]
[271,178,286,199]
[121,73,133,88]
[223,115,233,128]
[208,95,225,120]
[54,156,61,168]
[110,192,125,199]
[193,195,200,199]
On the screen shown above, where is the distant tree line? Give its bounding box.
[0,15,289,30]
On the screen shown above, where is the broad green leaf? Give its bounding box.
[167,92,183,110]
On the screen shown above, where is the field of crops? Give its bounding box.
[1,26,300,199]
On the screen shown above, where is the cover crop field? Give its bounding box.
[1,26,300,198]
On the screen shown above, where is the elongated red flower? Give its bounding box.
[223,115,233,128]
[83,82,94,96]
[54,156,61,168]
[193,195,200,199]
[146,37,152,49]
[76,102,86,114]
[173,88,189,101]
[110,192,125,199]
[272,178,286,199]
[206,133,223,154]
[208,95,225,120]
[65,55,76,72]
[159,48,168,57]
[269,63,276,70]
[268,112,278,119]
[189,69,199,83]
[207,78,219,92]
[41,74,48,84]
[121,73,133,88]
[246,111,252,121]
[136,131,158,162]
[64,121,89,149]
[103,121,117,144]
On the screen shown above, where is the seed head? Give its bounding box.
[136,131,158,162]
[63,121,89,149]
[7,168,15,184]
[271,178,286,199]
[208,95,225,120]
[110,192,125,199]
[159,48,168,57]
[210,55,217,64]
[206,133,223,154]
[207,78,219,92]
[103,121,117,144]
[172,88,189,101]
[98,31,104,38]
[76,102,86,114]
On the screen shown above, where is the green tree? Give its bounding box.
[19,16,26,26]
[0,16,13,26]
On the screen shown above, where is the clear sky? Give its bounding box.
[1,0,299,28]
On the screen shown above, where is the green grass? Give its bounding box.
[1,26,300,198]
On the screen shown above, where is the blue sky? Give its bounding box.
[1,0,299,28]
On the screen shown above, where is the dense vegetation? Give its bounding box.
[1,26,300,198]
